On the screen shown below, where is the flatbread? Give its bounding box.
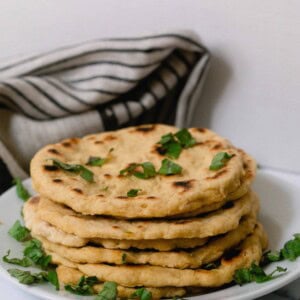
[52,224,268,288]
[37,190,258,240]
[37,214,256,269]
[31,124,256,218]
[57,265,187,298]
[24,196,208,250]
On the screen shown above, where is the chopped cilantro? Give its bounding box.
[47,270,59,290]
[122,253,127,264]
[8,220,31,242]
[65,275,98,295]
[127,189,141,197]
[2,250,32,267]
[281,234,300,261]
[131,287,152,300]
[50,159,94,182]
[87,156,107,167]
[95,281,118,300]
[13,178,31,201]
[158,159,182,175]
[209,152,234,171]
[157,129,196,159]
[234,262,287,285]
[23,239,51,269]
[120,162,156,179]
[174,128,196,148]
[7,269,47,285]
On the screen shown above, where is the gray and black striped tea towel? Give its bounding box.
[0,31,210,193]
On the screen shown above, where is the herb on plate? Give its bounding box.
[23,239,52,269]
[157,129,196,159]
[127,189,142,197]
[121,253,127,264]
[95,281,118,300]
[209,152,234,171]
[7,269,48,285]
[2,250,32,267]
[234,262,287,285]
[130,287,152,300]
[13,178,31,201]
[158,159,182,176]
[120,162,156,179]
[65,275,98,295]
[87,148,114,167]
[49,159,94,182]
[8,220,31,242]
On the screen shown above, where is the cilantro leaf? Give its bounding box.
[95,281,118,300]
[80,166,94,182]
[23,239,51,269]
[158,159,182,175]
[7,269,47,285]
[65,275,98,295]
[174,129,196,148]
[47,270,59,290]
[157,129,196,159]
[266,251,282,262]
[13,178,31,201]
[50,159,94,183]
[87,156,107,167]
[281,234,300,261]
[234,262,287,285]
[8,220,31,242]
[120,162,156,179]
[122,253,127,264]
[2,250,32,267]
[209,152,234,171]
[131,287,152,300]
[127,189,141,197]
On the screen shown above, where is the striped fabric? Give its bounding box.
[0,32,210,193]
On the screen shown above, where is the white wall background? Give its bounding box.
[0,0,299,173]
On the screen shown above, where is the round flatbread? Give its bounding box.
[37,215,256,269]
[24,196,208,250]
[57,265,187,298]
[31,124,256,218]
[37,191,258,240]
[52,224,268,288]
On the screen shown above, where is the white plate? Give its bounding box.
[0,169,299,300]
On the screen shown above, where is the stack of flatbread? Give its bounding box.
[24,124,268,298]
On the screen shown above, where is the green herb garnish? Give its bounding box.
[158,159,182,175]
[87,156,107,167]
[46,270,59,290]
[174,129,196,148]
[50,159,94,182]
[262,234,300,265]
[2,250,32,267]
[122,253,127,264]
[127,189,142,197]
[95,281,118,300]
[234,262,287,285]
[65,275,98,295]
[131,287,152,300]
[281,233,300,261]
[23,239,51,269]
[120,162,156,179]
[7,269,47,285]
[209,152,234,171]
[157,129,196,159]
[8,220,31,242]
[13,178,31,201]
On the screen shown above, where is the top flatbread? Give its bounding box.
[31,124,256,218]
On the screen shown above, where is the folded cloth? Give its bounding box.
[0,31,210,192]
